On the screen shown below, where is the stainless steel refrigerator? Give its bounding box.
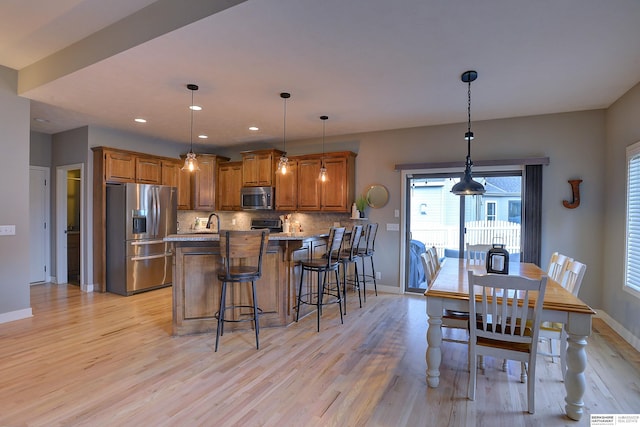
[106,183,177,296]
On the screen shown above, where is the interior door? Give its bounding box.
[29,167,49,283]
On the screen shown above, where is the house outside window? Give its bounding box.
[486,201,496,221]
[625,141,640,297]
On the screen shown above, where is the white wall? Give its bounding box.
[0,65,31,321]
[604,81,640,340]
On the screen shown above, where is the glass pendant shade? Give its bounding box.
[182,151,199,172]
[278,92,291,175]
[181,83,200,172]
[318,115,329,182]
[318,164,328,182]
[277,154,289,175]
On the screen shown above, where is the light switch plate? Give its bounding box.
[386,223,399,231]
[0,225,16,235]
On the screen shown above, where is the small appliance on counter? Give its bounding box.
[250,218,283,233]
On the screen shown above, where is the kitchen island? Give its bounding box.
[164,232,329,336]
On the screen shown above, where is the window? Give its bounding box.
[625,141,640,296]
[486,201,497,221]
[508,200,521,224]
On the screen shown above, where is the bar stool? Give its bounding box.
[215,229,269,352]
[296,227,346,332]
[339,224,363,313]
[357,222,378,298]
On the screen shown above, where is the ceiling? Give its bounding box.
[3,0,640,149]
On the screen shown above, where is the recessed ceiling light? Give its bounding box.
[249,126,259,131]
[189,105,202,111]
[134,118,147,123]
[33,117,50,123]
[198,134,208,139]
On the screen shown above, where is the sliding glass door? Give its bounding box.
[405,171,522,292]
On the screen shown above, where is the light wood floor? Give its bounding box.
[1,284,638,427]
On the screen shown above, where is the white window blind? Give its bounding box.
[625,142,640,295]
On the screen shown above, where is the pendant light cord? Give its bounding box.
[190,88,194,152]
[466,77,472,165]
[282,96,287,154]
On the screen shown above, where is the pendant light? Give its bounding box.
[318,115,329,182]
[277,92,291,175]
[182,83,200,172]
[451,70,486,196]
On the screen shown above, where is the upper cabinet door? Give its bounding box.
[275,159,297,210]
[161,160,190,210]
[217,161,243,211]
[192,154,217,210]
[321,156,349,211]
[136,157,162,184]
[241,149,283,187]
[104,150,135,183]
[296,157,322,211]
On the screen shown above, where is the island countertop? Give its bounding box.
[164,231,329,242]
[166,231,331,335]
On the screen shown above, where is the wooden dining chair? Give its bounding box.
[467,271,548,414]
[547,252,572,282]
[466,243,492,265]
[422,253,469,346]
[538,259,587,379]
[428,246,441,271]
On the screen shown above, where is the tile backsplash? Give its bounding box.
[177,210,364,234]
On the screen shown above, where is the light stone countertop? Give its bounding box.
[164,230,329,242]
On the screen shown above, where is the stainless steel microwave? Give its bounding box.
[241,186,274,210]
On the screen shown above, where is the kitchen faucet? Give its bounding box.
[206,212,220,232]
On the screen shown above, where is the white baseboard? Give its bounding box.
[374,284,402,294]
[81,283,94,293]
[0,307,33,324]
[595,309,640,353]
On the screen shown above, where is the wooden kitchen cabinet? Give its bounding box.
[275,158,297,210]
[103,149,135,183]
[189,154,230,211]
[289,151,356,212]
[296,157,322,211]
[161,160,191,210]
[241,149,283,187]
[217,161,243,211]
[320,155,354,211]
[136,156,162,184]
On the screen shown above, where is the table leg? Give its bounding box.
[426,300,443,388]
[564,332,588,421]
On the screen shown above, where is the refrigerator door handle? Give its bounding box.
[130,239,165,246]
[130,252,172,262]
[154,187,161,236]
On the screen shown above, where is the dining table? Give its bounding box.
[424,258,595,421]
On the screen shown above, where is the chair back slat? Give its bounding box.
[364,223,378,253]
[219,230,269,276]
[547,252,572,282]
[466,243,492,265]
[420,252,435,286]
[325,227,346,265]
[469,272,547,345]
[347,225,364,258]
[561,260,587,296]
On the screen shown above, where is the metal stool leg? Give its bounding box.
[370,255,378,296]
[296,267,305,323]
[215,281,227,352]
[252,280,260,350]
[341,263,348,315]
[335,268,344,325]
